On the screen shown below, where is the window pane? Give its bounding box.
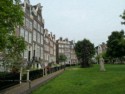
[38,24,40,32]
[29,21,32,30]
[29,32,32,43]
[25,30,28,42]
[34,20,37,29]
[41,27,43,34]
[37,33,40,43]
[41,47,43,59]
[41,35,43,45]
[20,28,24,37]
[33,30,36,41]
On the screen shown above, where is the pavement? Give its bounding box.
[0,69,64,94]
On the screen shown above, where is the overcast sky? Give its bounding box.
[24,0,125,46]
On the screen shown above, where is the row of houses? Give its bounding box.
[9,0,78,70]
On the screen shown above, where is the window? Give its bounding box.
[24,48,28,59]
[50,41,53,47]
[29,21,32,30]
[33,30,36,41]
[35,45,37,57]
[41,35,43,45]
[47,46,49,52]
[25,30,28,42]
[45,37,49,44]
[37,33,40,43]
[59,49,62,53]
[44,53,47,60]
[38,15,41,21]
[38,24,40,32]
[50,48,53,54]
[20,28,24,37]
[37,46,40,58]
[62,49,64,53]
[26,18,29,28]
[41,47,43,59]
[47,54,49,61]
[59,44,62,47]
[24,51,28,59]
[34,20,37,29]
[25,18,32,30]
[29,32,32,43]
[41,27,43,34]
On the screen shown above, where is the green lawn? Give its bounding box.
[32,64,125,94]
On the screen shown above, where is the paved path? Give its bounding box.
[0,69,64,94]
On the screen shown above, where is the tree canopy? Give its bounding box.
[0,0,26,71]
[120,10,125,25]
[75,39,95,68]
[0,0,23,32]
[58,54,67,63]
[106,30,125,59]
[0,0,24,51]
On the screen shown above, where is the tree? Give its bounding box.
[58,54,67,63]
[120,10,125,25]
[0,0,24,51]
[75,39,95,68]
[106,30,125,63]
[0,0,26,72]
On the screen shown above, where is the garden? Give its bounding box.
[32,64,125,94]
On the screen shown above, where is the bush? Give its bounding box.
[0,72,19,90]
[30,69,43,80]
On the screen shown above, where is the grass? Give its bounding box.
[32,64,125,94]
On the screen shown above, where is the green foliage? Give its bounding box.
[6,35,26,58]
[0,0,24,33]
[32,65,125,94]
[120,10,125,24]
[0,0,24,51]
[58,54,67,63]
[96,52,110,63]
[107,30,125,59]
[0,0,26,71]
[75,39,95,68]
[3,35,26,71]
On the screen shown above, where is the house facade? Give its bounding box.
[56,38,78,66]
[19,0,44,69]
[70,41,78,65]
[0,0,78,72]
[97,42,107,55]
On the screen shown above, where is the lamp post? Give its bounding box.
[20,67,22,84]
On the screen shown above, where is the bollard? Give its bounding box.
[27,70,30,81]
[20,67,23,84]
[28,80,31,89]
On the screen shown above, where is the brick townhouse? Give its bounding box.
[19,0,44,69]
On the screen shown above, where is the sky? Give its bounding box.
[23,0,125,46]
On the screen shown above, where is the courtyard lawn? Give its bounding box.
[32,64,125,94]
